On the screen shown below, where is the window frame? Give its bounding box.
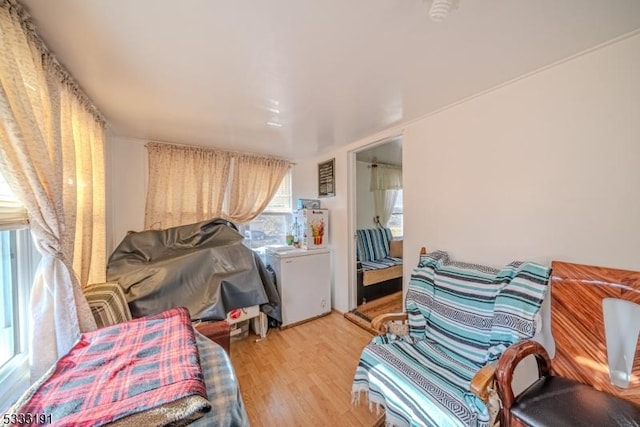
[388,189,403,239]
[0,169,37,411]
[240,171,293,250]
[0,226,36,412]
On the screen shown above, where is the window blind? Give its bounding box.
[0,172,28,230]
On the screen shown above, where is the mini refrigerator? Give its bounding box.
[295,208,329,250]
[265,247,331,327]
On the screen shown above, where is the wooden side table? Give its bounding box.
[194,320,231,354]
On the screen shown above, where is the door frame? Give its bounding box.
[347,134,403,310]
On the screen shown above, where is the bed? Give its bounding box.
[5,308,249,426]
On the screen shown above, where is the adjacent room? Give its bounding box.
[344,137,405,333]
[2,0,640,426]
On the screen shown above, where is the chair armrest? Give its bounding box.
[470,363,497,403]
[495,340,552,412]
[370,312,408,334]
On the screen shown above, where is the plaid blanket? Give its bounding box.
[7,307,210,426]
[191,332,249,427]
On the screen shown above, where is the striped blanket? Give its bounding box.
[8,308,210,426]
[359,256,403,271]
[356,228,394,262]
[353,251,550,427]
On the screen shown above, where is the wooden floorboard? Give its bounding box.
[344,291,403,334]
[230,312,382,426]
[357,291,403,320]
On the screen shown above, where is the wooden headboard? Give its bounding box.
[550,260,640,404]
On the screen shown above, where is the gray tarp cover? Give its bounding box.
[106,219,282,323]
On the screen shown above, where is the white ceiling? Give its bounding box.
[356,137,403,166]
[20,0,640,160]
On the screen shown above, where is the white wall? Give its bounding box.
[402,33,640,272]
[106,135,147,255]
[293,33,640,312]
[292,154,349,311]
[356,161,376,229]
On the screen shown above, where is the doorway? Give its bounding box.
[347,136,403,312]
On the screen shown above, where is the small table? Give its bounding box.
[194,320,231,354]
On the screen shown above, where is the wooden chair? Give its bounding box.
[494,261,640,426]
[495,339,640,426]
[358,248,551,426]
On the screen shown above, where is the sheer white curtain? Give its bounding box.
[370,164,402,227]
[0,1,105,379]
[145,142,290,228]
[145,143,231,229]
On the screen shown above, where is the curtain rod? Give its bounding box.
[2,0,106,126]
[368,163,401,169]
[143,141,295,165]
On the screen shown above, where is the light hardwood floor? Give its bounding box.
[230,312,382,426]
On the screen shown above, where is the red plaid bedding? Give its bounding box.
[8,307,210,426]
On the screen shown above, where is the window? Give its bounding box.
[0,173,37,412]
[388,189,403,238]
[239,171,293,250]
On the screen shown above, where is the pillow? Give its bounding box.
[485,262,551,362]
[356,228,392,262]
[83,282,132,328]
[389,240,403,258]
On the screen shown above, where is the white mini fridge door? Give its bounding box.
[297,208,328,250]
[267,249,331,327]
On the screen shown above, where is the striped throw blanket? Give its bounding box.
[356,228,394,262]
[359,256,403,271]
[353,251,550,427]
[8,307,210,426]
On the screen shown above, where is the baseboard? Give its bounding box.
[279,311,331,329]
